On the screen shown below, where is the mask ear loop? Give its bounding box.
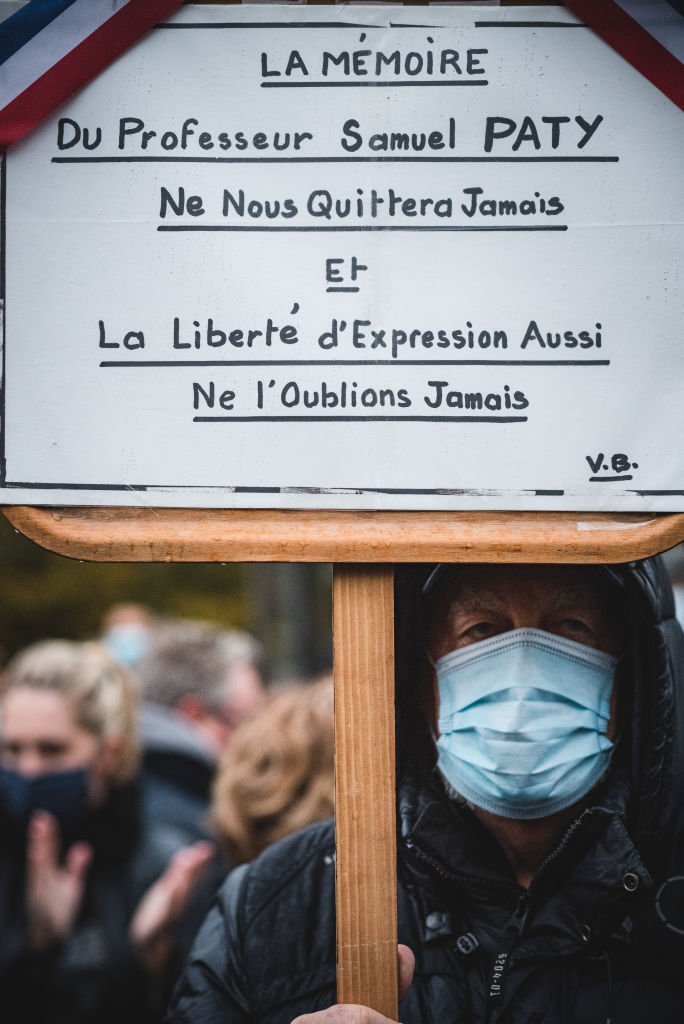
[419,563,443,671]
[606,650,628,750]
[418,566,445,742]
[591,653,627,810]
[422,645,439,741]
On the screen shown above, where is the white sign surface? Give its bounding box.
[1,4,682,510]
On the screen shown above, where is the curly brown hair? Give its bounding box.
[211,677,334,864]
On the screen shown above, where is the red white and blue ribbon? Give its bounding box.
[0,0,184,151]
[565,0,684,111]
[0,0,681,154]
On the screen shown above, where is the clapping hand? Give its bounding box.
[129,840,214,975]
[26,811,92,951]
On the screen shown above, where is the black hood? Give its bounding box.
[394,556,684,876]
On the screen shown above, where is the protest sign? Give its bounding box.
[1,4,682,511]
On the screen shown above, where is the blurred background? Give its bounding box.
[0,515,332,680]
[3,513,684,674]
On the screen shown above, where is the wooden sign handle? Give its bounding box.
[334,565,398,1018]
[4,506,684,564]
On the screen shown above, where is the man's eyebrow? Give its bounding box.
[447,585,510,612]
[547,583,604,610]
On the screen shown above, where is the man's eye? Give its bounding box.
[560,618,594,638]
[465,622,498,641]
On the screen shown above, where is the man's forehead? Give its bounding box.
[429,564,611,610]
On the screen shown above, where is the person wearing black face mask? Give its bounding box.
[0,639,213,1024]
[2,762,91,832]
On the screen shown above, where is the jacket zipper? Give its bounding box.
[405,838,531,1017]
[485,818,590,1016]
[530,814,588,888]
[406,812,616,1020]
[404,837,523,893]
[487,892,531,1016]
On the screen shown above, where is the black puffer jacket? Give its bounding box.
[169,558,684,1023]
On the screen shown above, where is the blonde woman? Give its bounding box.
[211,676,334,864]
[0,640,212,1024]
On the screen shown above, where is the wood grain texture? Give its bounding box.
[334,565,397,1017]
[3,506,684,564]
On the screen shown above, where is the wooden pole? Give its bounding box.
[334,565,398,1018]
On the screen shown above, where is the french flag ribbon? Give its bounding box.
[0,0,184,151]
[565,0,684,111]
[0,1,681,153]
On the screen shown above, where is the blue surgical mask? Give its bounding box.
[104,623,149,667]
[0,765,90,830]
[435,628,617,820]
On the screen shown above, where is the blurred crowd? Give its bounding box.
[0,605,334,1024]
[2,547,683,1024]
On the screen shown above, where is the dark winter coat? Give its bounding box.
[140,702,216,843]
[0,782,186,1024]
[168,558,684,1023]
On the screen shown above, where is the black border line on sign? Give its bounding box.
[153,21,587,32]
[52,157,619,165]
[2,477,683,498]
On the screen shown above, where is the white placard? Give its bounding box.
[1,4,682,510]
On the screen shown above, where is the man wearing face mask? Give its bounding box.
[169,558,684,1024]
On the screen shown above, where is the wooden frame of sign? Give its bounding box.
[2,0,684,1018]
